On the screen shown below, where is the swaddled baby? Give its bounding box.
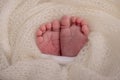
[36,15,89,61]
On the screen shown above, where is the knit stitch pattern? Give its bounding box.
[0,0,120,80]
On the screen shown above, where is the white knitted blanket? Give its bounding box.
[0,0,120,80]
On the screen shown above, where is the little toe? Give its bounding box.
[46,23,52,31]
[80,19,89,36]
[61,15,71,29]
[52,20,60,31]
[82,25,89,36]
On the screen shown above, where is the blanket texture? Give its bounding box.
[0,0,120,80]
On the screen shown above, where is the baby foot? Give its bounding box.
[36,20,60,56]
[60,16,89,57]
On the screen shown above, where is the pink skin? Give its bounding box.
[60,16,89,57]
[36,15,89,57]
[36,20,60,56]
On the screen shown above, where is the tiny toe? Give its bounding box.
[37,36,44,43]
[61,15,71,29]
[52,20,60,31]
[40,25,46,33]
[71,16,77,24]
[82,25,89,36]
[46,23,52,30]
[36,30,42,37]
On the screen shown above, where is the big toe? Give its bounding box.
[52,20,60,31]
[51,20,60,40]
[60,15,71,29]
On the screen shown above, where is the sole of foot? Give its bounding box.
[60,15,89,57]
[36,20,61,56]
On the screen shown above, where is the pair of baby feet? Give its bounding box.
[36,16,89,57]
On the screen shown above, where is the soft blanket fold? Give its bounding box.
[0,0,120,80]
